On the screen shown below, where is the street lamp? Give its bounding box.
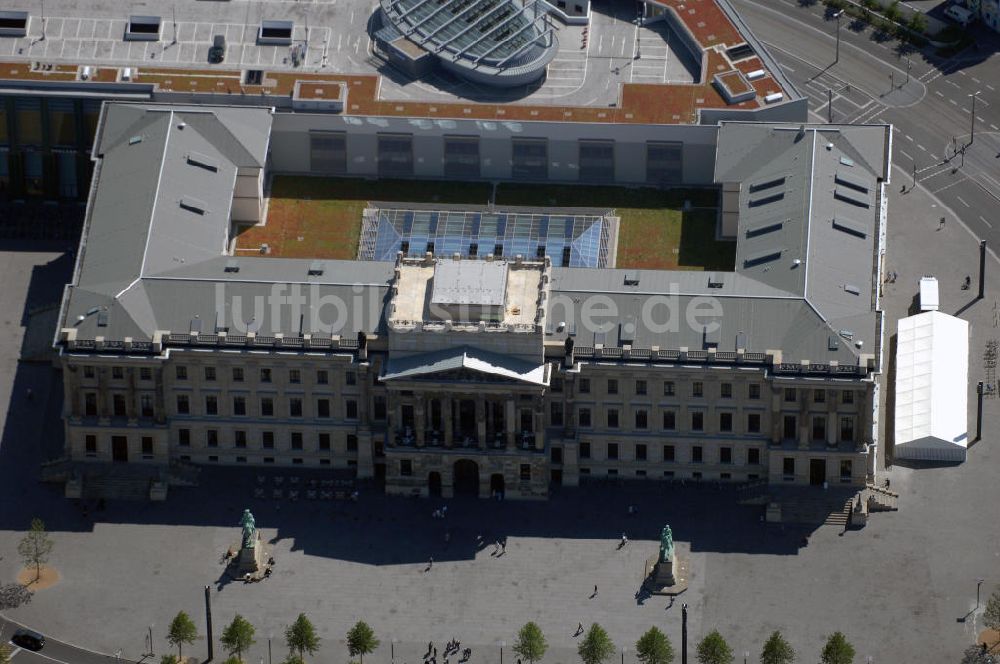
[978,579,985,609]
[744,651,749,664]
[833,10,844,65]
[268,634,273,664]
[392,638,399,664]
[969,91,981,146]
[622,646,628,664]
[499,640,506,664]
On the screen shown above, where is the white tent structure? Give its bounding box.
[894,310,969,462]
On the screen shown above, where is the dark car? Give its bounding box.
[208,34,226,63]
[10,628,45,651]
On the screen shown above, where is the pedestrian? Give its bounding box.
[428,557,434,570]
[445,531,451,545]
[939,216,946,230]
[428,642,433,655]
[434,648,438,658]
[501,540,506,554]
[593,584,598,597]
[576,622,583,635]
[621,532,628,547]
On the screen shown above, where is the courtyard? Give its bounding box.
[234,176,730,271]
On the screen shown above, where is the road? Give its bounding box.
[2,616,139,664]
[732,0,1000,248]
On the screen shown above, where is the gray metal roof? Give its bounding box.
[382,345,547,384]
[431,260,508,306]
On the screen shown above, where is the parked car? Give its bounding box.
[208,34,226,63]
[944,4,975,27]
[10,628,46,651]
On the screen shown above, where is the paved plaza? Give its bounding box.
[3,173,1000,663]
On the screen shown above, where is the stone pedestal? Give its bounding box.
[644,543,689,596]
[227,535,268,580]
[653,556,675,586]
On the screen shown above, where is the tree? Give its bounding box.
[346,621,379,664]
[160,656,179,664]
[282,656,307,664]
[635,626,674,664]
[0,583,33,610]
[167,611,198,660]
[222,658,243,664]
[578,624,615,664]
[760,631,795,664]
[820,632,854,664]
[960,644,997,664]
[695,631,732,664]
[884,0,901,22]
[220,614,256,663]
[285,614,321,661]
[907,12,927,34]
[514,622,548,664]
[984,589,1000,641]
[17,518,54,583]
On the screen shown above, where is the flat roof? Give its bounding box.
[0,0,799,125]
[431,260,509,307]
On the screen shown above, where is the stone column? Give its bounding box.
[357,366,370,424]
[770,387,782,444]
[415,395,426,447]
[154,368,166,424]
[826,392,838,447]
[533,397,545,451]
[97,368,109,422]
[506,398,517,450]
[126,368,138,424]
[66,365,81,418]
[476,396,487,450]
[443,397,453,447]
[797,391,809,449]
[393,399,403,442]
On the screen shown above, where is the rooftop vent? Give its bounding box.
[828,335,839,351]
[748,192,785,208]
[743,248,782,268]
[224,259,240,273]
[746,220,784,238]
[703,324,720,348]
[748,176,785,194]
[186,151,219,172]
[708,273,725,288]
[833,188,871,209]
[839,156,855,167]
[125,15,161,41]
[128,135,143,145]
[96,310,109,328]
[0,11,30,38]
[308,261,324,276]
[832,217,868,239]
[834,172,869,194]
[736,331,748,350]
[179,197,206,215]
[190,316,203,333]
[843,283,861,295]
[623,273,640,286]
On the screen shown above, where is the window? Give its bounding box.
[310,131,347,173]
[552,377,563,393]
[176,366,187,380]
[444,135,481,178]
[783,457,795,478]
[377,133,414,177]
[842,390,855,405]
[636,469,647,478]
[374,396,387,420]
[85,434,97,457]
[814,389,825,404]
[233,396,246,416]
[580,468,591,475]
[663,411,676,430]
[207,430,218,447]
[264,457,275,464]
[782,415,797,440]
[208,456,219,463]
[346,371,357,386]
[636,443,647,461]
[748,383,761,400]
[784,388,797,402]
[178,429,190,446]
[720,472,731,480]
[551,447,563,464]
[204,366,216,381]
[747,413,761,433]
[578,140,615,182]
[664,381,675,397]
[579,408,592,427]
[812,416,826,441]
[635,410,648,429]
[840,417,855,442]
[232,367,244,382]
[692,382,703,398]
[663,470,675,478]
[663,444,675,462]
[84,365,95,378]
[607,379,618,395]
[85,392,98,417]
[140,394,154,418]
[260,368,272,383]
[840,459,853,480]
[646,141,683,184]
[720,447,732,464]
[400,459,413,476]
[262,431,275,449]
[721,382,732,399]
[511,137,548,180]
[317,370,329,385]
[320,459,331,466]
[289,369,301,384]
[520,464,531,481]
[579,378,590,394]
[205,395,218,416]
[607,408,619,428]
[317,399,331,418]
[112,394,127,417]
[142,437,154,458]
[347,435,358,452]
[261,397,274,417]
[140,367,152,381]
[691,412,704,431]
[607,469,618,477]
[236,456,247,464]
[176,395,190,414]
[718,412,732,432]
[345,399,358,419]
[748,448,760,465]
[692,446,703,463]
[291,432,303,450]
[580,442,591,459]
[112,366,124,380]
[635,380,647,396]
[289,398,303,417]
[235,431,247,448]
[607,443,619,460]
[550,402,564,427]
[319,433,331,451]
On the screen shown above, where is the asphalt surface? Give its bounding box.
[732,0,1000,249]
[2,615,138,664]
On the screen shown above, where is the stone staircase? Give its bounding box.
[81,472,155,500]
[864,483,899,511]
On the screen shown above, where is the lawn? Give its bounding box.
[238,176,734,270]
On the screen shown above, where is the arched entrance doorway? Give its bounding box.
[490,473,505,498]
[428,471,442,497]
[453,460,480,496]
